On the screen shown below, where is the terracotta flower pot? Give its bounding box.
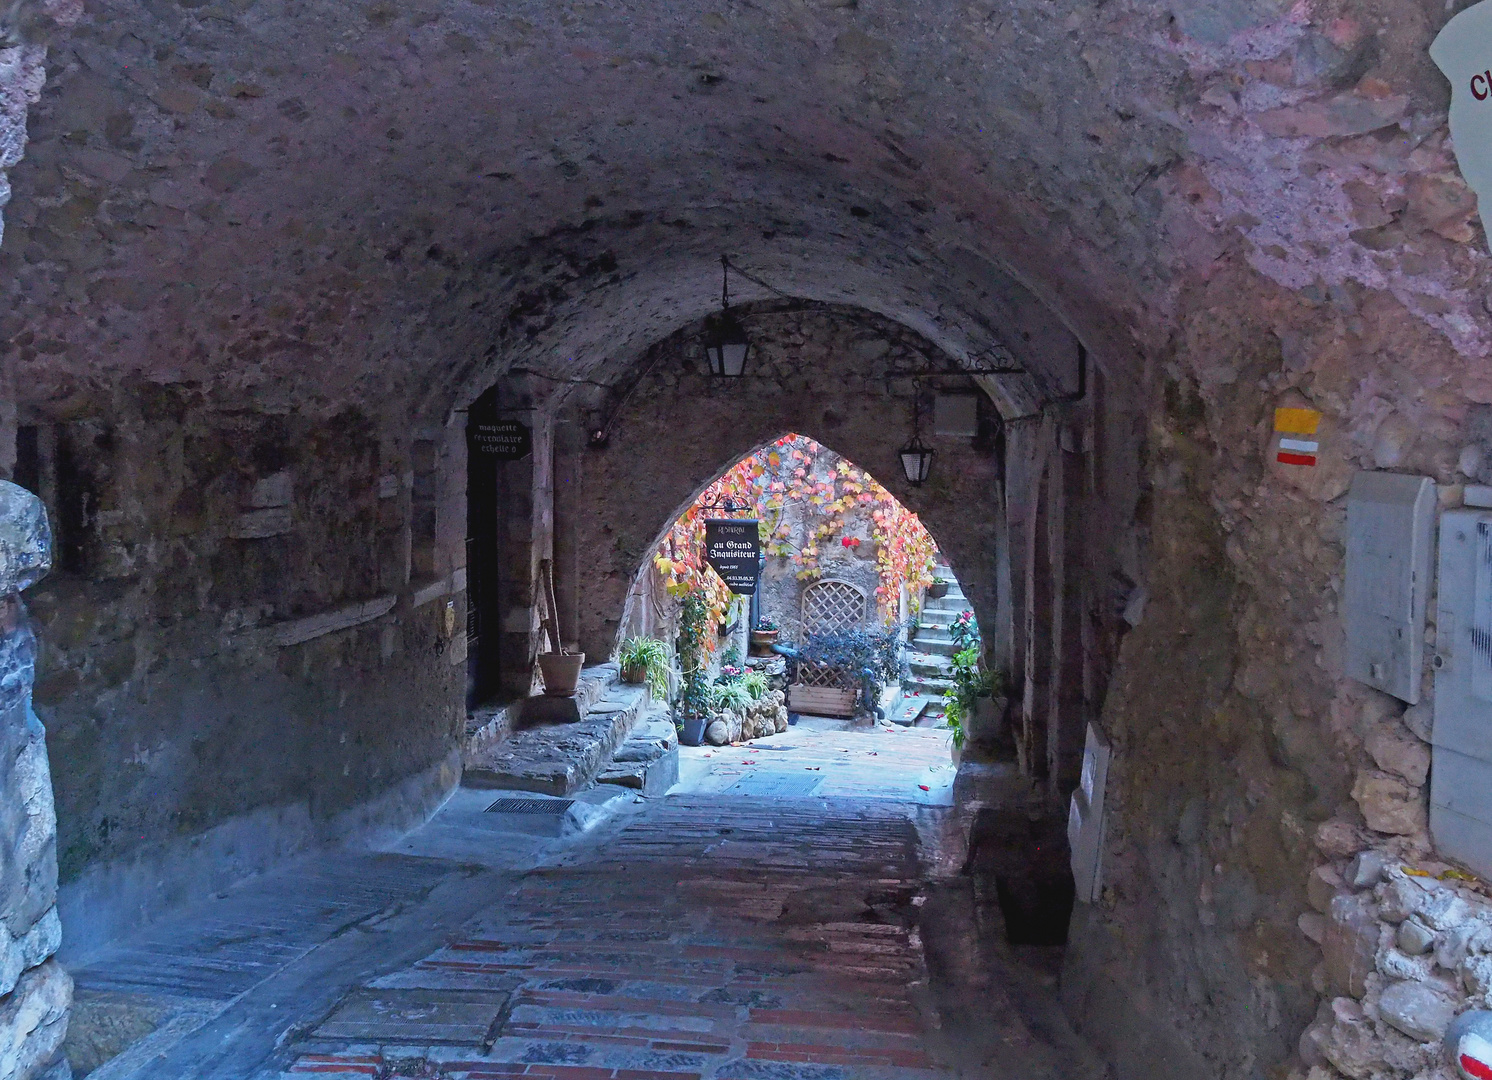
[749,629,779,657]
[538,652,585,696]
[927,582,949,599]
[620,662,647,685]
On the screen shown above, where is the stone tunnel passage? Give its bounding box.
[10,0,1492,1073]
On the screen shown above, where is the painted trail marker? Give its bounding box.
[1274,407,1321,467]
[1434,2,1492,251]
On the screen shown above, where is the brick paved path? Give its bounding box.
[284,796,948,1079]
[68,724,1101,1079]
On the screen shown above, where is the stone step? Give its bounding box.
[464,664,618,757]
[924,596,971,613]
[915,637,959,657]
[463,671,650,796]
[885,694,929,727]
[597,708,680,797]
[903,674,954,698]
[908,654,952,678]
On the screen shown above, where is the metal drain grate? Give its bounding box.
[485,798,575,815]
[311,988,511,1048]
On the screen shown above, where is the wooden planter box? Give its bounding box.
[787,684,859,717]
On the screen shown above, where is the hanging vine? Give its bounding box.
[654,434,938,623]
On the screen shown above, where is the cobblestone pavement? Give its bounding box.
[675,719,960,804]
[70,723,1104,1079]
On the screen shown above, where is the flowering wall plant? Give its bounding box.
[653,434,938,627]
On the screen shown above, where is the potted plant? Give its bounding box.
[538,651,585,696]
[749,617,780,656]
[949,609,979,650]
[945,709,965,767]
[941,615,1006,760]
[618,636,669,699]
[927,577,949,599]
[675,592,712,746]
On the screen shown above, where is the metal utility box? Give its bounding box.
[1067,723,1110,904]
[1344,472,1436,703]
[1432,510,1492,879]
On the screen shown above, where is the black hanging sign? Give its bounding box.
[704,518,761,594]
[470,418,532,461]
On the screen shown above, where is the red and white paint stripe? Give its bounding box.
[1276,437,1319,467]
[1459,1029,1492,1080]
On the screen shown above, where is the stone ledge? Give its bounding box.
[462,664,620,760]
[462,674,649,797]
[273,596,397,647]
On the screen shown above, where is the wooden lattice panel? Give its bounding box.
[795,580,868,694]
[801,579,867,636]
[795,661,851,688]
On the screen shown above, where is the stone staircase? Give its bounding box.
[462,664,677,796]
[892,564,975,725]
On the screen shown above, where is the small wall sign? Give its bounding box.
[470,419,532,461]
[1274,407,1321,467]
[704,518,761,594]
[1433,3,1492,252]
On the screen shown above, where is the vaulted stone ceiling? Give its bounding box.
[4,0,1475,420]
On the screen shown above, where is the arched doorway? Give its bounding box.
[615,433,983,739]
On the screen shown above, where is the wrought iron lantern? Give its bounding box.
[899,434,934,486]
[899,383,935,485]
[703,255,750,378]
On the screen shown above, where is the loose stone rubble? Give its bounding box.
[703,690,790,747]
[1297,814,1492,1078]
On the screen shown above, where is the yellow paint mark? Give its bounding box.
[1274,407,1321,435]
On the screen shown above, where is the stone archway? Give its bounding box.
[557,304,1008,666]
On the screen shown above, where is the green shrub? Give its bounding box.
[942,642,1004,748]
[618,636,670,699]
[712,680,754,712]
[801,624,907,707]
[739,671,770,700]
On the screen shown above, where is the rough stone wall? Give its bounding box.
[1294,850,1492,1080]
[0,480,70,1080]
[565,304,1006,662]
[12,386,468,954]
[1059,254,1492,1080]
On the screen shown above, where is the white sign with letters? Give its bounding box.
[1433,2,1492,251]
